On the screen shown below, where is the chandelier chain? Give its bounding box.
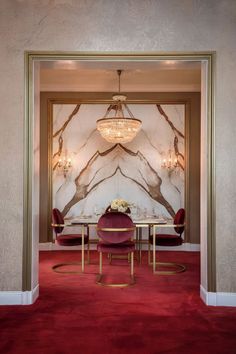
[117,69,122,93]
[124,103,135,119]
[104,104,113,118]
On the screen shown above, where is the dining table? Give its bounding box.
[65,215,183,274]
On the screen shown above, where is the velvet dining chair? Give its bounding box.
[148,208,186,274]
[51,208,90,273]
[96,211,136,287]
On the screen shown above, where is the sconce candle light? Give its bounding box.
[58,157,72,178]
[161,150,178,171]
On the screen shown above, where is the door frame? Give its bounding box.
[24,52,215,295]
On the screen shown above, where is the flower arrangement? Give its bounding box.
[109,198,131,213]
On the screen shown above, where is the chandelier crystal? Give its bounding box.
[96,70,142,144]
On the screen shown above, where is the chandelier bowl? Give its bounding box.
[96,117,142,144]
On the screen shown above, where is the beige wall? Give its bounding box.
[0,0,236,292]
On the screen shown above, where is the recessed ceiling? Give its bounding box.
[40,59,201,92]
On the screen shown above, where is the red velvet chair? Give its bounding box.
[148,208,186,274]
[96,211,136,287]
[51,208,90,273]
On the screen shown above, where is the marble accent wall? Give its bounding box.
[52,103,185,219]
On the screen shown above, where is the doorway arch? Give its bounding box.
[24,52,215,302]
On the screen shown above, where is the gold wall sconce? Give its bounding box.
[161,150,178,171]
[57,157,72,178]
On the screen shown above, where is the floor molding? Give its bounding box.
[200,285,236,307]
[0,284,39,305]
[39,242,200,252]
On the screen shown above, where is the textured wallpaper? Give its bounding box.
[1,0,236,293]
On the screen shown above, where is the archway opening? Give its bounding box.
[24,52,215,304]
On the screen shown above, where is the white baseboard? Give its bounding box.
[200,285,236,307]
[39,242,200,252]
[0,284,39,305]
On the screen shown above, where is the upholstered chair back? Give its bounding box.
[174,208,185,235]
[97,211,135,244]
[52,208,64,234]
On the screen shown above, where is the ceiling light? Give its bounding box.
[96,70,142,144]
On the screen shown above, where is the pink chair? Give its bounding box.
[96,211,136,287]
[51,208,90,273]
[148,208,186,274]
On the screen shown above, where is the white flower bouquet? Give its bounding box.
[109,198,131,213]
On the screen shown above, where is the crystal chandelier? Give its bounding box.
[96,70,142,144]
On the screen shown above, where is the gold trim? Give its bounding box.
[153,262,186,275]
[185,102,190,243]
[48,102,53,241]
[26,51,216,61]
[207,53,216,292]
[52,262,87,274]
[45,94,194,243]
[24,51,215,292]
[23,53,33,291]
[51,223,71,227]
[96,227,136,232]
[96,274,136,288]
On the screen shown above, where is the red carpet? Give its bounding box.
[0,251,236,354]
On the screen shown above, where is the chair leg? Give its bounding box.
[131,252,134,276]
[52,243,89,274]
[155,262,186,275]
[96,251,136,287]
[148,242,151,265]
[87,241,90,264]
[99,252,103,275]
[52,261,84,274]
[148,239,185,274]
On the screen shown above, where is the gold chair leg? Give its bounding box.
[87,241,90,264]
[155,262,186,275]
[131,252,134,276]
[52,262,83,274]
[99,252,103,274]
[52,240,89,274]
[148,239,185,274]
[96,251,136,287]
[148,246,186,274]
[148,242,151,265]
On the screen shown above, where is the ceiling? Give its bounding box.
[40,60,201,92]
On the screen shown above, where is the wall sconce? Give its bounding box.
[57,157,72,178]
[161,150,178,171]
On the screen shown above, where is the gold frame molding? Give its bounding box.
[41,93,199,245]
[24,52,215,292]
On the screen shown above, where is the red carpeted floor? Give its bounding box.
[0,251,236,354]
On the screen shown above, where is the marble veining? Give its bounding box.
[52,103,185,219]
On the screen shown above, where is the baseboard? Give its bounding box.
[200,285,236,307]
[39,242,200,252]
[146,242,200,252]
[0,284,39,305]
[39,242,86,251]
